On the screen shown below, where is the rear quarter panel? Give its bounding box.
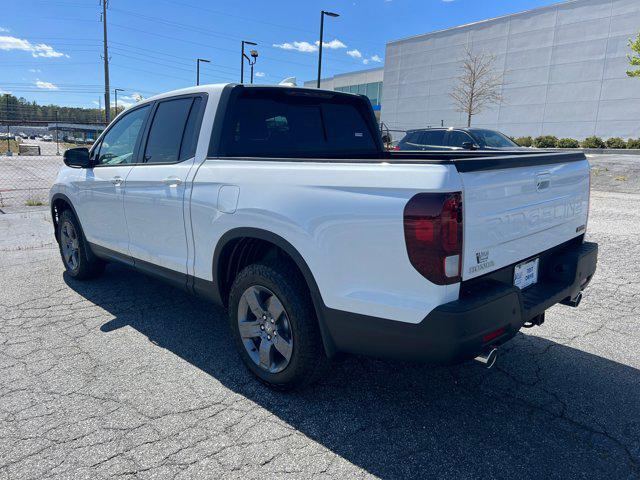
[190,159,462,324]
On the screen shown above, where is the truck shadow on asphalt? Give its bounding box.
[65,265,639,479]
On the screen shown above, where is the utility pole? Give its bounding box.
[102,0,111,124]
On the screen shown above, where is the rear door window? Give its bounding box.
[219,89,378,158]
[420,130,446,147]
[143,97,194,164]
[447,130,474,148]
[179,97,204,161]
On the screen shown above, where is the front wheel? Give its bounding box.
[57,209,105,280]
[228,260,329,390]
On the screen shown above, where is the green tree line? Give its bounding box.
[0,94,110,123]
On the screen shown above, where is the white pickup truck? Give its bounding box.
[50,84,598,389]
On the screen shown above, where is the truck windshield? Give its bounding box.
[220,88,380,158]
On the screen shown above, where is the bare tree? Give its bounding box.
[450,48,505,127]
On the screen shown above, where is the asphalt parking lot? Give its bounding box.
[1,157,639,479]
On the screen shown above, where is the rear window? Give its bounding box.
[219,88,379,158]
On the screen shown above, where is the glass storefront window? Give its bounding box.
[334,82,383,108]
[366,82,379,105]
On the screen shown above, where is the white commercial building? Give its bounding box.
[381,0,640,139]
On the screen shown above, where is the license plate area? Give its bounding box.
[514,258,539,290]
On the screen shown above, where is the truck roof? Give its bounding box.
[143,83,355,104]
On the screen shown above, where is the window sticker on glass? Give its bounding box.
[355,132,363,137]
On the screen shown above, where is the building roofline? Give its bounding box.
[304,66,384,85]
[387,0,585,46]
[332,66,384,79]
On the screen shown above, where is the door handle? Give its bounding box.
[110,176,124,186]
[162,177,182,187]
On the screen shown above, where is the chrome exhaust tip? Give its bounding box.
[569,291,583,307]
[474,348,498,369]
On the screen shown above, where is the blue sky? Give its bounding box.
[1,0,561,108]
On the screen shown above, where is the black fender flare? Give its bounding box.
[212,227,337,357]
[50,193,99,263]
[50,193,79,242]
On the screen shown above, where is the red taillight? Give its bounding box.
[483,327,506,343]
[403,192,463,285]
[392,145,400,151]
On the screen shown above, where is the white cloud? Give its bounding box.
[0,89,11,95]
[273,41,317,53]
[315,39,346,49]
[119,92,144,102]
[363,54,383,65]
[35,79,58,90]
[347,49,362,58]
[0,27,9,33]
[273,38,346,53]
[113,92,144,109]
[254,71,265,78]
[0,35,68,58]
[28,68,41,73]
[92,100,100,106]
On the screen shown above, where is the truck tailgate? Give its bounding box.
[460,158,590,280]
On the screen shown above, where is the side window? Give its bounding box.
[143,97,194,164]
[96,105,150,165]
[421,130,446,146]
[178,97,204,161]
[404,132,421,145]
[447,131,474,148]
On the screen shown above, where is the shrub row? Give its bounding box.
[512,135,640,149]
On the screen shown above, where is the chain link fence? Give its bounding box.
[0,119,105,212]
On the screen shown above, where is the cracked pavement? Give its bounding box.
[1,190,639,479]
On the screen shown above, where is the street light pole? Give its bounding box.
[241,40,257,83]
[248,50,259,84]
[114,88,124,117]
[196,58,210,86]
[317,10,339,88]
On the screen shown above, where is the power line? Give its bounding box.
[108,6,370,69]
[108,45,263,79]
[158,0,385,50]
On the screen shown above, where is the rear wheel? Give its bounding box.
[57,209,105,279]
[228,260,329,390]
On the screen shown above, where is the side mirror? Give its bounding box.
[63,147,92,168]
[462,142,478,150]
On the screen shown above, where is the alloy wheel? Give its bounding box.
[60,221,80,272]
[237,285,294,374]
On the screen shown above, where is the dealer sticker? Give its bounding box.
[514,258,539,290]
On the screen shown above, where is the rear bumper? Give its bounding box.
[323,239,598,364]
